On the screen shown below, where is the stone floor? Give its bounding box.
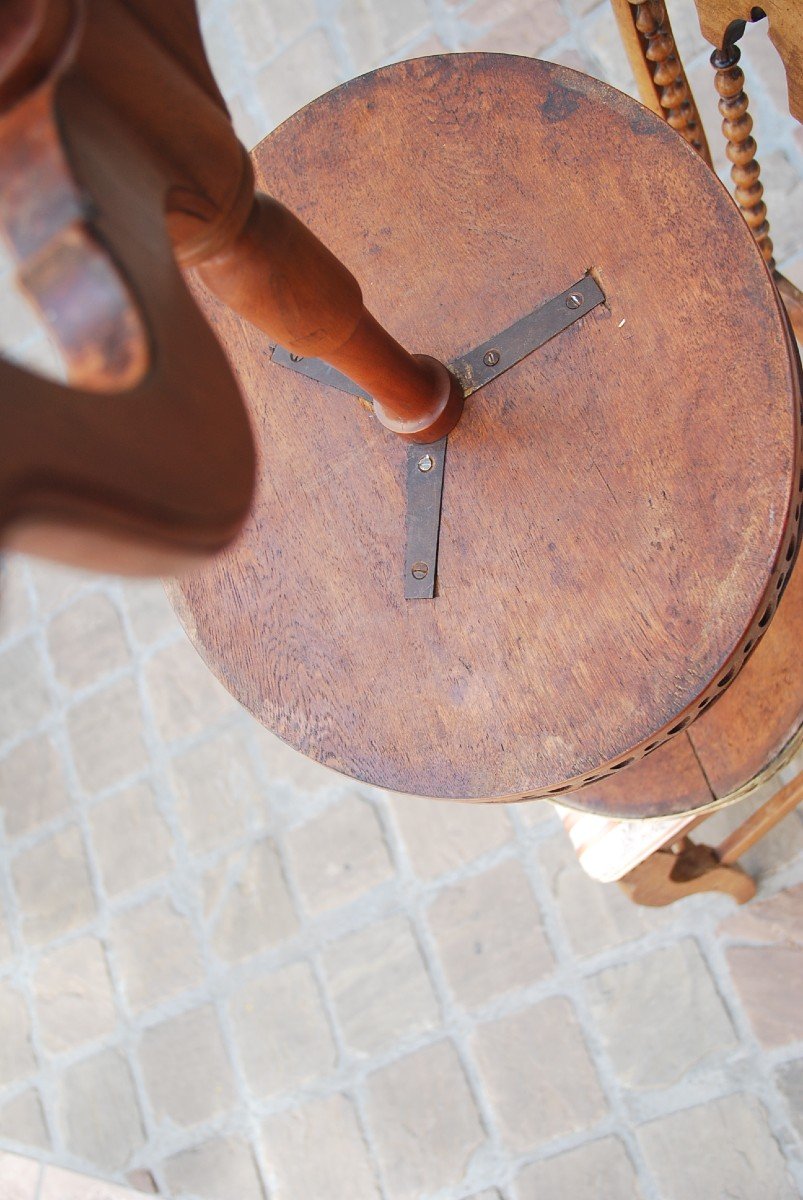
[2,0,803,1198]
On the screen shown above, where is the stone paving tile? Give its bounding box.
[25,561,89,616]
[0,557,31,642]
[513,1137,643,1199]
[637,1093,798,1200]
[0,734,71,838]
[163,1136,264,1200]
[255,29,341,129]
[229,961,337,1097]
[110,897,204,1014]
[470,0,569,56]
[365,1041,485,1199]
[207,838,298,962]
[284,794,394,915]
[585,939,738,1089]
[139,1006,236,1129]
[427,860,554,1007]
[776,1059,803,1140]
[262,1093,379,1199]
[88,782,173,897]
[47,593,129,692]
[11,825,95,946]
[0,640,49,745]
[537,832,669,957]
[0,1091,50,1151]
[145,640,235,744]
[119,581,180,647]
[387,794,513,879]
[339,0,430,72]
[58,1049,145,1171]
[719,883,803,1047]
[322,914,440,1055]
[252,725,343,797]
[67,678,149,794]
[0,906,11,963]
[0,1152,40,1200]
[0,982,36,1087]
[169,726,260,854]
[471,997,606,1152]
[39,1162,146,1200]
[34,937,117,1054]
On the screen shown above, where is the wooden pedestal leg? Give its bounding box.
[619,770,803,906]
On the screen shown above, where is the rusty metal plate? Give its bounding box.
[450,274,604,395]
[404,437,448,599]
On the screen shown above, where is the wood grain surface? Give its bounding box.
[171,54,802,806]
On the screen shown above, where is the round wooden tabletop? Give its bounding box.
[170,54,802,806]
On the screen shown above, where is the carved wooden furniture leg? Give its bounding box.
[619,837,756,905]
[609,0,712,163]
[618,770,803,906]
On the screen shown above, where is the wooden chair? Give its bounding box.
[552,0,803,905]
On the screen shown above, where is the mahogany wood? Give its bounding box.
[613,0,712,164]
[171,54,802,808]
[693,0,803,122]
[711,37,774,267]
[0,0,462,577]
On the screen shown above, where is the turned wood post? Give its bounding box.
[196,194,464,443]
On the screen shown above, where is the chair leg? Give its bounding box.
[618,837,756,906]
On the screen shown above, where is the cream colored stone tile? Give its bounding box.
[0,639,50,744]
[139,1006,236,1128]
[120,581,179,645]
[255,29,341,128]
[48,593,129,691]
[365,1042,485,1199]
[111,896,203,1013]
[88,782,173,896]
[0,1090,50,1151]
[12,825,95,945]
[388,793,512,879]
[285,795,393,914]
[229,961,337,1096]
[638,1094,797,1200]
[209,838,298,962]
[68,678,148,793]
[472,998,606,1152]
[585,940,738,1089]
[35,937,117,1054]
[0,734,70,838]
[322,915,439,1054]
[169,726,259,853]
[145,639,235,743]
[262,1094,379,1200]
[0,1152,41,1200]
[164,1136,264,1200]
[0,982,37,1087]
[427,860,554,1006]
[514,1137,643,1199]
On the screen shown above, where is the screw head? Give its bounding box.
[483,349,500,367]
[566,294,583,310]
[411,562,429,579]
[417,455,434,473]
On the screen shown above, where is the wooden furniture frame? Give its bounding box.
[572,0,803,904]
